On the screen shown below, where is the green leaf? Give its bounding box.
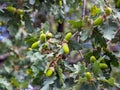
[73,62,85,74]
[0,14,10,22]
[73,77,98,90]
[11,77,20,87]
[28,52,45,62]
[41,84,49,90]
[107,77,115,86]
[101,19,118,40]
[90,5,101,16]
[44,21,50,33]
[21,81,29,88]
[56,65,64,86]
[68,40,82,50]
[25,34,38,46]
[4,64,13,73]
[104,49,119,67]
[80,30,90,41]
[31,66,39,77]
[68,20,83,28]
[0,78,12,90]
[41,76,56,90]
[7,24,18,36]
[93,61,102,75]
[80,82,98,90]
[24,14,34,33]
[3,38,12,48]
[91,28,107,48]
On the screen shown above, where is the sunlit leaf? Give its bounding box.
[68,20,83,28]
[90,5,101,16]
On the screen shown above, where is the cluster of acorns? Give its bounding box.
[30,31,53,50]
[29,31,72,77]
[6,6,24,15]
[85,6,112,81]
[62,32,72,54]
[90,56,108,69]
[84,56,108,81]
[93,6,112,26]
[45,32,72,77]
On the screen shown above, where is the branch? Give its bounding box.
[0,52,10,61]
[82,0,86,20]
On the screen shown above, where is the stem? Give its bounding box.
[82,0,86,20]
[115,27,120,38]
[50,55,62,68]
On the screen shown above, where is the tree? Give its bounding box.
[0,0,120,90]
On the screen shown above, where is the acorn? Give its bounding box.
[46,32,53,39]
[40,33,46,43]
[62,43,69,54]
[85,72,92,80]
[93,16,103,26]
[105,7,112,15]
[90,56,96,62]
[100,63,108,69]
[28,48,32,51]
[17,9,24,15]
[7,6,16,13]
[46,67,54,77]
[31,41,39,49]
[59,0,62,6]
[64,32,72,42]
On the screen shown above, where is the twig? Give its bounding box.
[50,55,62,68]
[0,52,10,61]
[82,0,86,20]
[115,27,120,37]
[104,0,110,7]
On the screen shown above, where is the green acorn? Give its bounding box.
[90,56,96,62]
[46,67,54,77]
[59,0,62,6]
[17,9,24,15]
[40,33,46,43]
[105,7,112,15]
[46,32,53,39]
[7,6,16,13]
[62,43,69,54]
[31,41,39,49]
[93,16,103,25]
[85,72,92,80]
[64,32,72,42]
[28,48,32,51]
[100,63,108,69]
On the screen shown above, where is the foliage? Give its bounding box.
[0,0,120,90]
